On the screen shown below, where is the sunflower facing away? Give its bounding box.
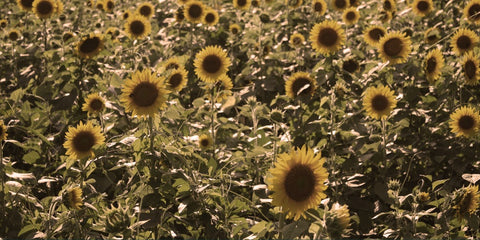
[285,72,317,99]
[198,134,213,150]
[326,203,351,239]
[120,69,170,117]
[363,85,397,120]
[363,25,386,47]
[332,0,349,11]
[289,33,305,48]
[76,33,104,59]
[17,0,34,11]
[166,68,188,92]
[424,27,440,45]
[32,0,57,19]
[462,51,480,85]
[309,20,345,56]
[136,2,154,18]
[286,0,303,9]
[229,23,241,34]
[378,31,412,64]
[125,15,151,40]
[233,0,251,10]
[82,93,106,116]
[451,28,478,55]
[213,74,233,102]
[411,0,433,17]
[203,8,219,26]
[455,185,480,218]
[185,0,206,23]
[267,145,328,220]
[64,121,105,159]
[464,0,480,24]
[194,45,231,83]
[312,0,327,15]
[0,120,8,141]
[342,7,360,25]
[449,106,480,138]
[424,48,444,83]
[67,187,83,210]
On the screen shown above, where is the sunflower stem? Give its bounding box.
[0,141,5,234]
[381,118,388,172]
[149,115,155,156]
[211,86,216,162]
[329,91,339,201]
[278,211,285,239]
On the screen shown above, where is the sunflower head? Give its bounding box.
[17,0,35,11]
[162,57,183,71]
[309,20,345,56]
[349,0,360,6]
[105,27,120,40]
[122,9,132,20]
[465,0,480,24]
[55,0,64,15]
[451,28,479,56]
[383,0,396,12]
[312,0,327,15]
[0,120,8,141]
[289,33,305,48]
[462,51,480,85]
[175,8,185,22]
[379,10,393,23]
[0,20,7,29]
[342,58,360,73]
[96,1,104,10]
[120,69,170,117]
[285,72,316,99]
[251,0,260,7]
[424,48,444,84]
[411,0,433,17]
[213,75,233,102]
[103,0,114,12]
[363,25,386,47]
[424,27,440,45]
[8,29,21,41]
[198,134,213,150]
[449,106,480,138]
[67,187,83,210]
[342,7,360,25]
[362,85,397,120]
[455,185,480,218]
[32,0,57,19]
[194,45,231,83]
[124,14,151,40]
[233,0,251,10]
[137,2,154,18]
[62,31,75,42]
[203,8,219,26]
[76,33,104,59]
[267,145,328,220]
[416,192,430,203]
[166,68,188,92]
[325,203,351,239]
[64,121,105,159]
[332,0,349,11]
[378,31,412,65]
[286,0,303,8]
[229,24,242,35]
[185,0,206,23]
[82,93,106,116]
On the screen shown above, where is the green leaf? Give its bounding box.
[432,179,448,190]
[22,151,40,164]
[283,220,310,239]
[18,224,39,237]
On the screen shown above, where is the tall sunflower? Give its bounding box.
[332,0,349,11]
[194,46,231,83]
[285,72,317,98]
[32,0,57,19]
[82,93,106,116]
[455,185,480,218]
[198,134,213,150]
[267,145,328,220]
[378,31,412,64]
[382,0,396,12]
[64,121,105,159]
[67,187,83,210]
[103,0,114,12]
[8,29,21,41]
[120,69,170,117]
[362,85,397,120]
[411,0,433,17]
[312,0,327,15]
[286,0,303,8]
[166,68,188,92]
[462,51,480,85]
[76,33,104,59]
[450,28,478,55]
[122,9,132,20]
[17,0,34,11]
[424,27,440,45]
[449,106,480,138]
[0,120,8,141]
[233,0,251,10]
[136,2,154,18]
[464,0,480,24]
[124,15,151,40]
[185,0,206,23]
[96,1,104,10]
[424,48,444,84]
[309,20,345,56]
[289,33,305,48]
[342,7,360,25]
[203,8,219,26]
[229,23,241,34]
[213,75,233,102]
[363,25,386,47]
[162,56,183,71]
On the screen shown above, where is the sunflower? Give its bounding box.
[0,20,7,29]
[382,0,396,12]
[464,0,480,24]
[424,48,444,83]
[363,25,386,47]
[332,0,349,10]
[82,93,106,116]
[285,72,317,98]
[362,85,397,120]
[185,0,206,23]
[203,8,219,26]
[175,8,185,22]
[162,57,183,71]
[462,51,480,85]
[267,145,328,220]
[17,0,34,11]
[342,58,360,73]
[76,33,104,59]
[103,0,114,12]
[411,0,433,17]
[122,9,132,20]
[0,120,8,141]
[105,27,119,39]
[326,203,351,239]
[87,0,94,7]
[166,68,188,92]
[32,0,57,19]
[312,0,327,15]
[124,15,151,40]
[286,0,303,8]
[8,29,21,41]
[198,134,213,150]
[64,121,105,159]
[96,1,104,10]
[378,31,412,64]
[309,20,345,56]
[455,185,480,218]
[342,7,360,25]
[62,31,74,42]
[449,106,480,138]
[194,45,231,83]
[379,10,393,23]
[416,192,430,203]
[290,33,305,48]
[213,75,233,102]
[229,23,241,34]
[55,0,64,14]
[233,0,251,10]
[252,0,260,7]
[349,0,360,6]
[136,2,154,18]
[450,28,479,55]
[67,187,83,210]
[424,27,440,45]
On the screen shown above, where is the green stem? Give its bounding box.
[381,118,388,173]
[278,211,285,239]
[0,141,4,234]
[211,87,216,161]
[329,92,339,201]
[149,116,155,156]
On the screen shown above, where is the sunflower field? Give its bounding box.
[1,0,480,238]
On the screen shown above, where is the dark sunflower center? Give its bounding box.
[0,22,6,28]
[458,115,475,130]
[334,0,347,9]
[72,131,95,152]
[465,60,477,79]
[188,4,202,18]
[468,4,480,20]
[123,12,130,19]
[457,35,472,50]
[231,27,238,34]
[80,37,100,54]
[350,0,358,6]
[291,77,313,96]
[89,99,104,111]
[140,6,151,17]
[284,164,316,202]
[130,82,159,107]
[369,28,385,42]
[314,2,323,12]
[21,0,34,8]
[371,94,389,111]
[96,3,103,10]
[346,11,356,21]
[205,13,215,23]
[37,1,53,15]
[318,28,338,47]
[252,0,259,7]
[107,1,114,9]
[427,34,438,42]
[343,59,359,73]
[416,1,429,12]
[200,139,210,147]
[426,57,437,74]
[9,32,19,41]
[130,20,145,35]
[237,0,247,7]
[383,37,403,57]
[383,0,392,11]
[166,63,180,70]
[202,55,222,74]
[169,73,183,88]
